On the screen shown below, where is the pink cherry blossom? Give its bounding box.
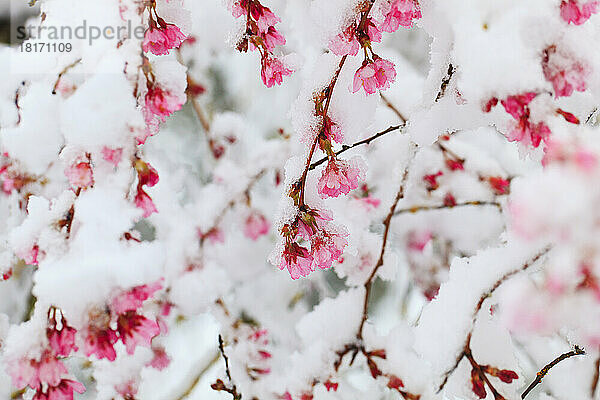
[135,187,158,218]
[352,57,396,95]
[148,346,171,371]
[83,326,118,361]
[35,379,86,400]
[380,0,422,32]
[488,176,510,195]
[507,120,551,148]
[408,230,433,252]
[64,161,93,189]
[311,231,348,270]
[47,325,78,357]
[279,243,314,279]
[575,149,598,172]
[318,157,363,198]
[101,147,123,167]
[244,211,270,240]
[261,27,286,52]
[365,18,382,42]
[145,85,184,122]
[261,56,293,88]
[358,195,381,209]
[199,227,226,244]
[117,312,161,354]
[143,24,187,56]
[18,245,40,265]
[323,116,344,143]
[329,25,360,56]
[560,0,599,25]
[111,281,163,314]
[500,92,537,119]
[7,352,67,391]
[542,48,589,98]
[135,160,160,187]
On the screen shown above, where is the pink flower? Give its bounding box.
[500,92,537,119]
[380,0,422,32]
[507,120,551,148]
[279,243,314,279]
[148,346,171,371]
[261,26,286,52]
[318,157,363,198]
[311,231,348,270]
[358,195,381,209]
[543,47,589,98]
[560,0,599,25]
[36,379,86,400]
[488,176,510,195]
[365,18,382,42]
[323,116,344,143]
[111,281,163,315]
[199,227,226,244]
[145,85,183,122]
[143,24,186,55]
[423,171,443,191]
[352,57,396,95]
[575,149,598,172]
[135,160,160,187]
[117,312,160,354]
[83,326,118,361]
[232,0,281,32]
[101,147,123,167]
[135,187,158,218]
[47,326,78,357]
[65,161,93,189]
[261,56,293,88]
[329,25,360,56]
[18,245,40,266]
[7,352,68,391]
[244,211,270,240]
[408,230,433,252]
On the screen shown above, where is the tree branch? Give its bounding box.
[521,345,586,399]
[394,200,501,216]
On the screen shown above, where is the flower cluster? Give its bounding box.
[230,0,293,87]
[542,45,589,98]
[142,5,187,56]
[330,0,421,95]
[277,208,348,279]
[83,282,162,361]
[560,0,599,25]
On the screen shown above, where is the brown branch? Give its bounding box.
[357,145,416,340]
[592,355,600,398]
[437,247,551,393]
[435,63,455,102]
[297,55,347,207]
[211,335,242,400]
[521,345,586,399]
[380,93,406,123]
[309,124,403,171]
[175,351,221,400]
[394,200,502,216]
[52,58,82,95]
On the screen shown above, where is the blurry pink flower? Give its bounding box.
[148,346,171,371]
[101,147,123,167]
[445,159,464,171]
[279,243,314,279]
[145,86,183,122]
[329,25,360,56]
[19,245,40,266]
[352,57,396,95]
[115,380,139,400]
[380,0,422,32]
[111,281,163,314]
[65,161,93,189]
[135,187,158,218]
[117,312,160,354]
[8,352,67,391]
[488,176,510,195]
[543,48,589,97]
[507,120,551,148]
[408,230,433,252]
[500,92,537,119]
[318,157,362,198]
[423,171,443,191]
[560,0,599,24]
[358,195,381,209]
[261,56,293,88]
[575,149,597,172]
[36,379,86,400]
[244,211,270,240]
[47,325,78,357]
[83,327,118,361]
[199,227,225,244]
[143,24,186,55]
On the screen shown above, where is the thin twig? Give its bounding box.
[357,143,417,340]
[380,93,406,122]
[435,63,455,102]
[52,58,82,95]
[394,200,501,216]
[521,345,586,399]
[309,124,403,170]
[175,351,221,400]
[592,355,600,399]
[437,247,551,392]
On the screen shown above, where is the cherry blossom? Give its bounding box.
[352,57,396,95]
[145,85,184,122]
[318,157,363,198]
[117,312,160,354]
[142,14,187,56]
[380,0,422,32]
[244,211,270,240]
[560,0,599,25]
[64,161,93,189]
[110,281,163,314]
[261,56,293,88]
[329,25,360,56]
[543,46,589,97]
